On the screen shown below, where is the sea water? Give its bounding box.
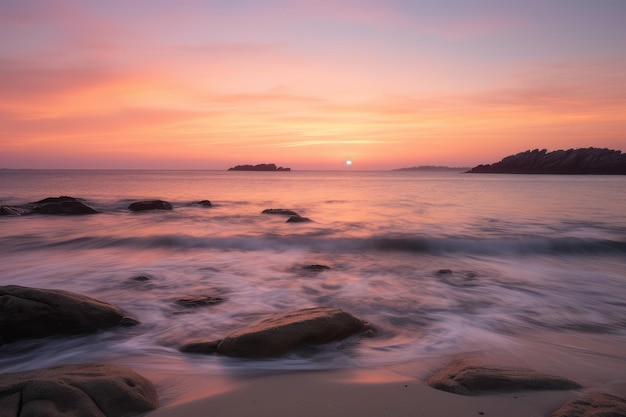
[1,170,625,381]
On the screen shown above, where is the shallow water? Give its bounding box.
[1,170,625,383]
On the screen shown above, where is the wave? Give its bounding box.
[5,233,626,256]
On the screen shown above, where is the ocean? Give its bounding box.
[1,170,625,387]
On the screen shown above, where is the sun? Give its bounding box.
[345,160,352,166]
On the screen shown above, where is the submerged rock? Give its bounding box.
[286,215,311,223]
[198,200,212,207]
[175,295,225,308]
[303,264,331,272]
[128,200,173,211]
[0,362,158,417]
[0,196,98,216]
[180,307,370,358]
[551,392,626,417]
[0,285,138,343]
[426,357,581,395]
[262,208,299,216]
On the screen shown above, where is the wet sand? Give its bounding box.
[146,332,626,417]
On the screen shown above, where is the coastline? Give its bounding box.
[147,331,626,417]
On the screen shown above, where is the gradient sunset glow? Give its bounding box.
[1,1,625,170]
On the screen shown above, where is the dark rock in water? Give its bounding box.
[0,285,138,343]
[550,392,626,417]
[228,163,291,171]
[180,307,371,358]
[262,208,299,216]
[131,275,151,281]
[0,362,158,417]
[426,357,581,395]
[175,295,225,307]
[303,264,331,272]
[286,215,311,223]
[0,196,98,216]
[468,147,626,175]
[198,200,212,207]
[436,269,453,275]
[128,200,173,211]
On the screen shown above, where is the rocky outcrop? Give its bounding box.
[426,357,581,395]
[0,362,158,417]
[180,307,371,358]
[551,392,626,417]
[262,208,299,216]
[128,200,173,211]
[468,148,626,174]
[262,208,311,223]
[0,285,138,343]
[228,164,291,171]
[0,196,98,216]
[286,215,311,223]
[197,200,212,207]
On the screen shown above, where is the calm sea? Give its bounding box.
[1,170,625,381]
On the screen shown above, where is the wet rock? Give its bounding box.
[286,215,311,223]
[0,362,158,417]
[303,264,331,272]
[0,196,98,216]
[131,275,151,282]
[426,357,581,395]
[180,307,370,358]
[198,200,212,207]
[128,200,173,211]
[436,269,453,275]
[262,208,299,216]
[0,285,138,343]
[550,392,626,417]
[175,295,225,308]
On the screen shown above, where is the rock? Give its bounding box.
[262,208,299,216]
[198,200,212,207]
[303,264,331,272]
[436,269,453,275]
[426,357,581,395]
[0,285,138,343]
[131,275,151,282]
[180,307,370,358]
[468,148,626,175]
[550,392,626,417]
[0,362,158,417]
[128,200,173,211]
[0,196,98,216]
[286,215,311,223]
[228,164,291,171]
[175,295,225,308]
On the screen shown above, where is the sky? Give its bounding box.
[1,0,625,170]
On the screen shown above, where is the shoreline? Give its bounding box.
[146,331,626,417]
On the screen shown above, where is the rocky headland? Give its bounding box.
[467,147,626,175]
[228,163,291,171]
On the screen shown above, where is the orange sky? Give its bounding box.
[1,1,625,170]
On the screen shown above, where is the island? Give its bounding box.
[467,147,626,175]
[228,164,291,172]
[393,165,469,172]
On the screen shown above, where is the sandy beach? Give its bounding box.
[147,332,626,417]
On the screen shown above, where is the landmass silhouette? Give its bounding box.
[467,147,626,175]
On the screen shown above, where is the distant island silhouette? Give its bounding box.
[228,163,291,171]
[393,165,470,172]
[467,147,626,175]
